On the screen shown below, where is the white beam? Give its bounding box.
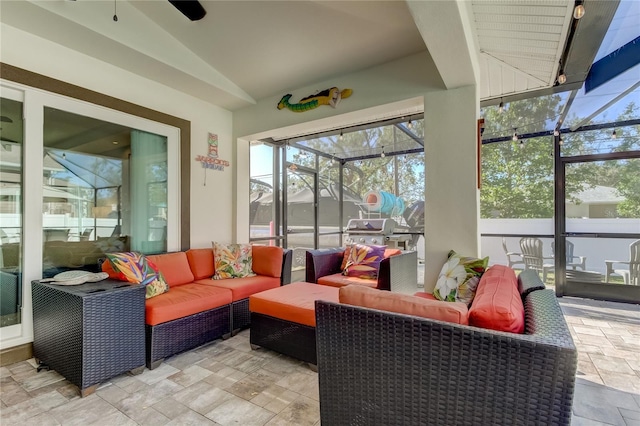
[406,0,479,89]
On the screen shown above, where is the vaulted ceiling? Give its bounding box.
[0,0,617,111]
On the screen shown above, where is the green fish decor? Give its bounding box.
[277,87,353,112]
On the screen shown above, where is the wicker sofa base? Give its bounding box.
[146,304,231,369]
[232,298,251,332]
[315,288,577,426]
[250,312,317,365]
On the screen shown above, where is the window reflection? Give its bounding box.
[0,95,23,327]
[41,108,167,278]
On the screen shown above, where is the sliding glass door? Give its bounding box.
[0,87,24,332]
[556,145,640,303]
[285,163,318,274]
[0,81,180,350]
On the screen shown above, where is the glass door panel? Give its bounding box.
[0,94,24,328]
[41,109,169,278]
[317,155,342,249]
[561,159,640,301]
[249,142,281,245]
[285,164,317,275]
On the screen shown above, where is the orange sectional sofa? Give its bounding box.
[143,246,292,369]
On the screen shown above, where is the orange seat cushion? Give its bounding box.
[146,252,194,287]
[468,272,525,333]
[317,273,379,289]
[340,285,469,325]
[251,245,284,278]
[145,284,232,326]
[186,248,215,280]
[249,282,339,327]
[195,275,281,302]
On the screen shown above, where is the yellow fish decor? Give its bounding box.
[277,87,353,112]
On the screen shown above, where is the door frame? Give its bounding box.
[554,137,640,303]
[283,161,319,251]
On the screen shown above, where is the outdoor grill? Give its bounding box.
[345,218,411,249]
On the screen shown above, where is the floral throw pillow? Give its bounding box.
[434,250,488,304]
[343,244,386,280]
[212,242,256,280]
[104,252,169,299]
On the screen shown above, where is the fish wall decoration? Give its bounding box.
[277,87,353,112]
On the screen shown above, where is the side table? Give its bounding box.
[32,279,146,397]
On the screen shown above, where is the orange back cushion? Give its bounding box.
[413,292,437,300]
[101,259,127,281]
[468,273,525,333]
[252,245,283,278]
[146,252,194,287]
[186,248,215,280]
[339,285,469,325]
[384,248,401,258]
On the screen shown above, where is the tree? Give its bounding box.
[481,94,563,218]
[480,94,611,218]
[304,121,425,207]
[561,101,640,218]
[608,103,640,218]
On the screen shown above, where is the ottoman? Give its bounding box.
[249,282,339,366]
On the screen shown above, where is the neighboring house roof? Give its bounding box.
[572,185,625,205]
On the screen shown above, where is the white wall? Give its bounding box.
[1,24,234,249]
[480,218,640,275]
[232,52,443,140]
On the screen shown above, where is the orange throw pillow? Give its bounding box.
[468,274,525,333]
[252,245,283,277]
[339,285,468,325]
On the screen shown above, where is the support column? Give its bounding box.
[422,85,480,292]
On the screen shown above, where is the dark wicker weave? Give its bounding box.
[32,280,145,394]
[146,304,230,369]
[281,248,293,285]
[250,312,317,364]
[315,286,577,425]
[232,298,251,331]
[230,249,294,333]
[306,248,418,293]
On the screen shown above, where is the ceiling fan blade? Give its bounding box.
[168,0,206,21]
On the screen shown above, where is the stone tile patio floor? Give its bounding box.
[1,296,638,425]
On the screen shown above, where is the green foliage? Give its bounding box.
[481,95,563,218]
[303,122,425,206]
[481,137,555,218]
[481,96,639,219]
[615,158,640,217]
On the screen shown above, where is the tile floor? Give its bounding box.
[1,296,639,426]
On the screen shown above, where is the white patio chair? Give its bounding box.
[605,240,640,286]
[502,237,524,269]
[551,240,586,270]
[519,237,554,282]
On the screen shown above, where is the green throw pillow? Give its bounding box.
[105,252,169,299]
[212,242,256,279]
[434,250,488,304]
